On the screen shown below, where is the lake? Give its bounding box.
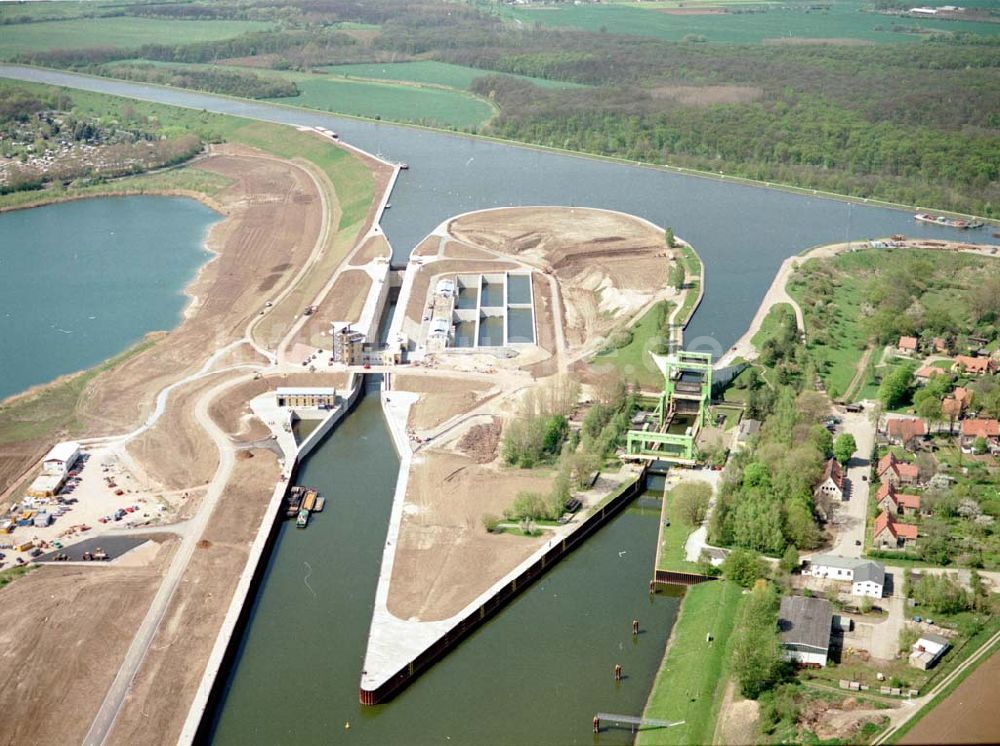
[0,196,217,400]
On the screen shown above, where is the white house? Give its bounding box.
[910,633,950,670]
[806,555,885,598]
[779,596,833,667]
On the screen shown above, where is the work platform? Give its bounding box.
[596,712,684,732]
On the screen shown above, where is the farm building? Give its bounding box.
[910,633,950,670]
[805,555,886,598]
[873,508,918,550]
[814,458,845,503]
[779,596,833,667]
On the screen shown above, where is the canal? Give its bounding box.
[2,66,996,356]
[0,67,996,744]
[209,401,677,744]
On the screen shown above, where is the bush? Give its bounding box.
[721,548,768,588]
[481,513,501,533]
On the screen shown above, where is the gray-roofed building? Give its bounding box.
[737,418,761,445]
[806,555,885,598]
[779,596,833,667]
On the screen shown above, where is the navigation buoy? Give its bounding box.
[614,663,623,681]
[345,722,350,730]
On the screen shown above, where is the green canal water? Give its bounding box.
[0,196,217,400]
[209,395,679,744]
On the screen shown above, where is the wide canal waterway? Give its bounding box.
[0,195,217,400]
[0,68,996,744]
[209,395,677,744]
[2,66,996,357]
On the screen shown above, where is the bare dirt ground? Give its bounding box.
[900,648,1000,744]
[522,275,558,377]
[443,240,495,261]
[403,259,519,324]
[77,145,324,438]
[448,208,670,349]
[0,538,177,745]
[713,680,759,746]
[386,449,551,621]
[457,417,502,464]
[290,268,372,352]
[126,372,230,492]
[801,696,890,743]
[392,374,495,431]
[349,233,390,266]
[106,450,279,746]
[412,235,441,257]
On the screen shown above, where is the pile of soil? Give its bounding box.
[457,417,501,464]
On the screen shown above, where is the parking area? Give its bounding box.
[1,444,183,569]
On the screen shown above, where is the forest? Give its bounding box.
[4,0,999,214]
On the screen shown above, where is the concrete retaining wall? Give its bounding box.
[181,375,364,744]
[297,373,362,459]
[359,466,649,705]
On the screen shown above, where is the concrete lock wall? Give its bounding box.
[359,466,650,705]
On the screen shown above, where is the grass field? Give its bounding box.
[498,0,1000,44]
[0,166,234,212]
[638,580,743,745]
[270,75,494,130]
[321,60,585,90]
[593,301,671,390]
[0,17,271,58]
[750,303,795,351]
[657,490,702,573]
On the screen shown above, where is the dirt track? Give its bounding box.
[106,450,279,745]
[0,540,176,745]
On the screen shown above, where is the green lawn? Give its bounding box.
[638,580,743,745]
[499,0,1000,44]
[593,301,671,390]
[0,17,271,57]
[657,485,712,573]
[321,60,585,91]
[751,303,795,351]
[268,75,495,130]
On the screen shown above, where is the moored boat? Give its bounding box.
[296,509,310,528]
[314,496,326,513]
[914,213,983,229]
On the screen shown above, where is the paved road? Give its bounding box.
[829,407,877,559]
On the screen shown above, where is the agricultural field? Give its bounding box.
[271,74,495,130]
[496,0,1000,44]
[0,17,272,57]
[321,60,585,90]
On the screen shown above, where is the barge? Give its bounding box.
[915,213,983,229]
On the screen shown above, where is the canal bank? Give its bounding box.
[206,402,678,744]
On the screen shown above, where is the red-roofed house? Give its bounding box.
[960,418,1000,454]
[876,482,921,516]
[933,337,949,354]
[898,336,919,355]
[814,458,846,504]
[873,508,918,550]
[915,365,945,384]
[885,417,927,449]
[952,355,997,376]
[876,452,919,486]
